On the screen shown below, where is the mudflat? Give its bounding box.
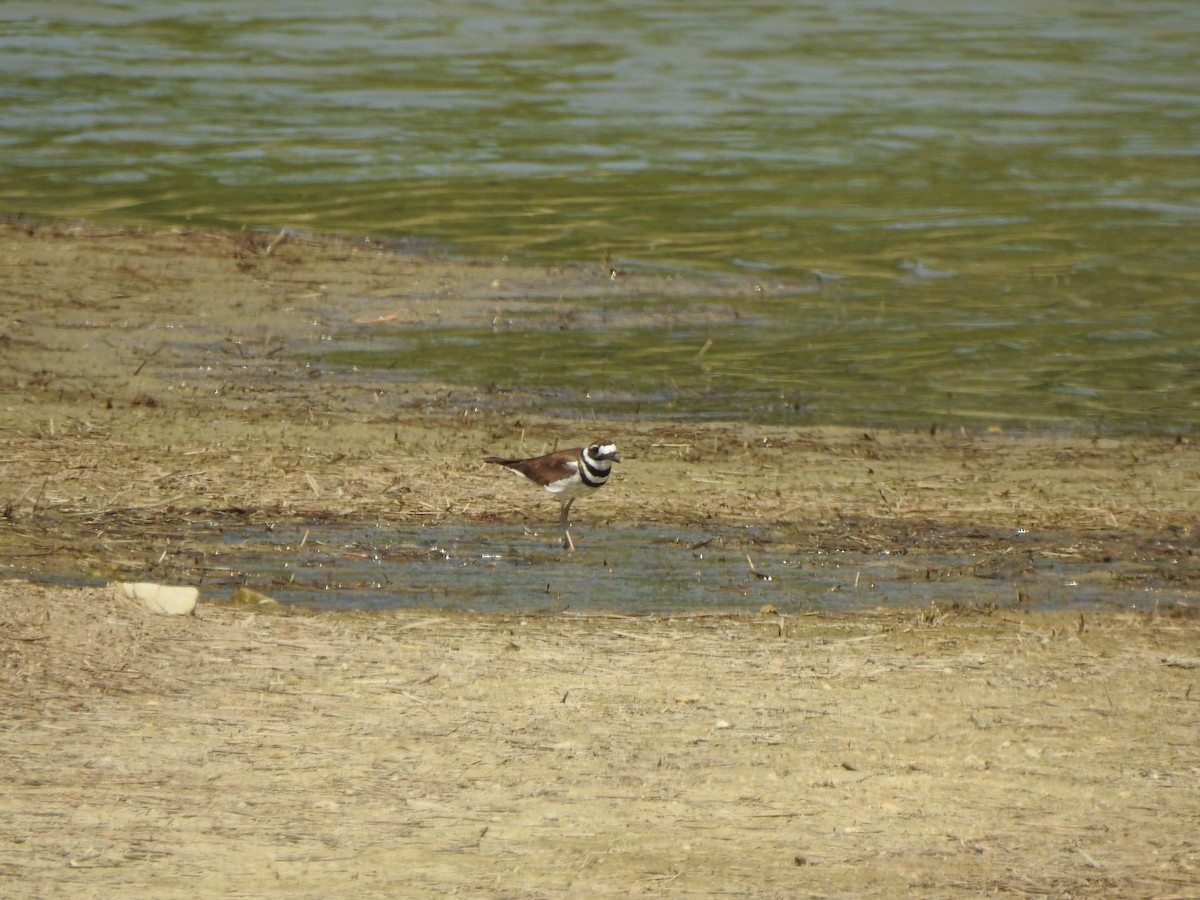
[1,221,1197,896]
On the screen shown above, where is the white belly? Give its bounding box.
[543,473,591,499]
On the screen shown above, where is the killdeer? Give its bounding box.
[484,441,621,550]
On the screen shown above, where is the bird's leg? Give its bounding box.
[559,498,575,550]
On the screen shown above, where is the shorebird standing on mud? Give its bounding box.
[484,441,621,550]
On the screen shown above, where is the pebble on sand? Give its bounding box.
[231,586,278,605]
[111,582,199,616]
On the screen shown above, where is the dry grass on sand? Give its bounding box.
[1,581,1199,897]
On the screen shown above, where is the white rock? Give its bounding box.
[111,582,198,616]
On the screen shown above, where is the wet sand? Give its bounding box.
[1,221,1198,896]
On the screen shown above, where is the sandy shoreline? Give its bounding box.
[1,221,1199,895]
[3,581,1199,897]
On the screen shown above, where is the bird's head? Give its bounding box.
[588,441,621,463]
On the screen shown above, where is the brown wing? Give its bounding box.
[484,449,581,485]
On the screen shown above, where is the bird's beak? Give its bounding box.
[610,451,622,462]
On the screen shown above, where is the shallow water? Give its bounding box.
[183,522,1180,615]
[326,281,1200,430]
[2,1,1199,432]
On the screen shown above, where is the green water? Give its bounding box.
[3,1,1199,431]
[330,271,1198,429]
